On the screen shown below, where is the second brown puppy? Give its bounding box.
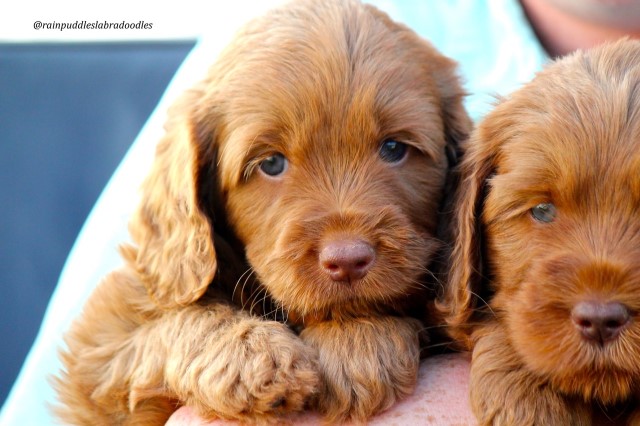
[441,39,640,425]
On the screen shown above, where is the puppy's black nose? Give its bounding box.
[319,240,375,283]
[571,301,630,345]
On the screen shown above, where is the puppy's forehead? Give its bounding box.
[210,0,449,182]
[491,43,640,203]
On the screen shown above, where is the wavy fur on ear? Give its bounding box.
[436,120,498,349]
[434,61,472,150]
[120,88,217,309]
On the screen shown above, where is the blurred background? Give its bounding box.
[0,0,202,406]
[0,41,193,407]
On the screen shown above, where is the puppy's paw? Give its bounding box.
[300,316,422,423]
[182,318,320,424]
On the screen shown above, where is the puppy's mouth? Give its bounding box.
[549,365,637,405]
[513,325,639,403]
[509,292,640,403]
[253,207,438,320]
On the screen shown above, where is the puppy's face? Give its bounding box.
[449,40,640,403]
[197,1,469,320]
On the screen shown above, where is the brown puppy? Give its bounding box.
[440,39,640,425]
[53,0,471,424]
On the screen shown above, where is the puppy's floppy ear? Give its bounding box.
[431,56,472,237]
[121,87,218,309]
[437,116,498,349]
[431,55,472,157]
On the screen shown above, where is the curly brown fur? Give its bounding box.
[300,316,423,423]
[53,0,471,424]
[439,39,640,425]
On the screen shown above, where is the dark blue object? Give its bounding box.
[0,41,194,405]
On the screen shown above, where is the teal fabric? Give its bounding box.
[0,2,547,425]
[369,0,548,121]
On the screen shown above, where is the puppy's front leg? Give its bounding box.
[299,316,422,423]
[57,272,320,425]
[470,323,590,426]
[131,303,321,423]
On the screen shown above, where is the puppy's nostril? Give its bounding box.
[575,318,593,329]
[605,319,624,328]
[319,240,375,283]
[571,301,630,345]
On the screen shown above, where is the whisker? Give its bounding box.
[469,290,497,319]
[422,340,467,351]
[260,287,269,317]
[418,323,452,332]
[262,304,283,320]
[249,286,268,316]
[283,304,290,324]
[232,267,255,305]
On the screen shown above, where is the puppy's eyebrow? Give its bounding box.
[218,126,284,186]
[375,97,444,160]
[378,127,442,161]
[240,139,281,180]
[405,132,442,160]
[484,173,553,223]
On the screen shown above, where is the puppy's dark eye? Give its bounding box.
[379,139,408,163]
[259,153,288,176]
[531,203,556,223]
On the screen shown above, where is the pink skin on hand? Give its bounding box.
[165,353,476,426]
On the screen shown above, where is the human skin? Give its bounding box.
[165,353,476,426]
[520,0,640,57]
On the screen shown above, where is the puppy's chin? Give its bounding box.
[249,206,438,321]
[509,318,637,403]
[503,270,640,404]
